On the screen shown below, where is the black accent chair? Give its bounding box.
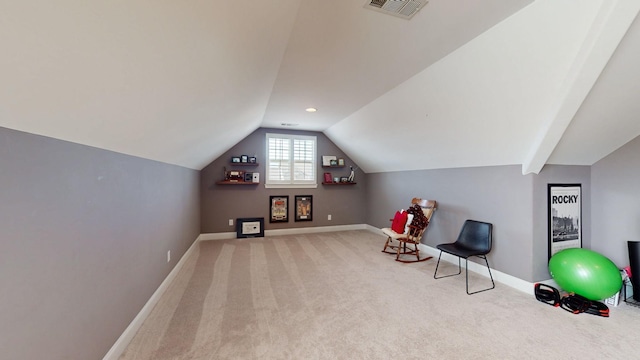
[433,220,495,295]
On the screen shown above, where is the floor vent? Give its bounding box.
[364,0,428,20]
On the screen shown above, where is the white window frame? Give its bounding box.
[265,133,317,189]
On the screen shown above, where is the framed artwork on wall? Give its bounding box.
[548,184,582,259]
[295,195,312,221]
[270,195,288,223]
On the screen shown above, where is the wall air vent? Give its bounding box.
[364,0,428,20]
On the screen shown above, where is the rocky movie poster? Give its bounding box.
[549,184,581,258]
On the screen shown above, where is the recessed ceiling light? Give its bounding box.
[305,107,317,113]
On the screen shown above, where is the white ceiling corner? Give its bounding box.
[1,0,639,173]
[522,0,640,174]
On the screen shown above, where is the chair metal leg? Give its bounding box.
[433,251,462,279]
[434,253,495,295]
[465,255,495,295]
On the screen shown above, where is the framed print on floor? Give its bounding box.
[548,184,582,259]
[270,195,288,223]
[236,217,265,238]
[295,195,312,221]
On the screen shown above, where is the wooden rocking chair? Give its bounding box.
[381,198,436,263]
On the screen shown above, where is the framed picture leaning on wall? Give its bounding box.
[548,184,582,259]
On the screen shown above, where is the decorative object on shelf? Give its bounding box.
[338,158,345,166]
[333,177,339,183]
[330,159,338,166]
[231,157,241,163]
[225,169,245,182]
[295,195,312,221]
[348,166,358,183]
[548,184,582,259]
[236,218,264,238]
[322,155,337,166]
[244,173,253,182]
[252,173,259,183]
[249,156,257,163]
[324,172,333,183]
[340,177,348,183]
[270,196,288,223]
[241,155,248,163]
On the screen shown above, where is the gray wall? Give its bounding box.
[592,135,640,267]
[366,164,592,282]
[0,127,200,360]
[200,128,366,233]
[532,165,591,281]
[366,165,536,281]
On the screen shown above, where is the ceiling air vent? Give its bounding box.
[364,0,428,20]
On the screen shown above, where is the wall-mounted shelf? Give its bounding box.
[231,162,259,166]
[216,181,259,185]
[322,165,345,168]
[222,160,260,184]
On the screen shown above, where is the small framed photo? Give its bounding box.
[330,159,338,166]
[244,172,253,182]
[295,195,312,222]
[241,155,248,163]
[338,158,345,166]
[236,217,264,238]
[322,155,337,166]
[324,172,333,183]
[231,157,241,163]
[340,177,349,183]
[249,156,257,163]
[270,196,288,223]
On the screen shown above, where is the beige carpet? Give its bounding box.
[120,230,640,359]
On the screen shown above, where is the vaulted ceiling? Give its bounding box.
[2,0,639,174]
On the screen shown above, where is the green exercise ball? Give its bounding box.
[548,248,622,301]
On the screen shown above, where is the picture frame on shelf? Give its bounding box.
[270,195,288,223]
[241,155,248,163]
[249,156,257,163]
[295,195,312,221]
[340,177,349,183]
[244,173,253,182]
[548,184,582,259]
[322,155,337,166]
[338,158,345,166]
[324,172,333,183]
[231,157,241,163]
[330,159,338,166]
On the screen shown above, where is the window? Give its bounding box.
[266,133,317,188]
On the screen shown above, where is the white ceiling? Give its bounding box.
[1,0,639,173]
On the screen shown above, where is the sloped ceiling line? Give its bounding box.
[522,0,640,175]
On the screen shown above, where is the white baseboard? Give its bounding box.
[371,226,536,295]
[419,244,536,294]
[199,224,369,241]
[105,225,538,359]
[102,236,200,360]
